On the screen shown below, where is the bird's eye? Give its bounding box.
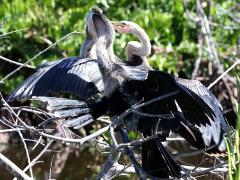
[122,22,127,26]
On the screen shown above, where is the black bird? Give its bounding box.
[7,12,103,102]
[86,9,229,177]
[7,9,230,178]
[6,12,108,128]
[112,20,229,151]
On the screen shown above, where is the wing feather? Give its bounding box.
[7,57,103,101]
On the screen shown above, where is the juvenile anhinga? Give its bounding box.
[112,21,151,68]
[88,9,229,177]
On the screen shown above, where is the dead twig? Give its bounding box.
[0,55,35,69]
[0,153,32,180]
[0,31,84,84]
[208,58,240,89]
[0,27,29,37]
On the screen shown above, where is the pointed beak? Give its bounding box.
[86,11,97,39]
[91,7,103,14]
[87,7,106,39]
[111,21,120,29]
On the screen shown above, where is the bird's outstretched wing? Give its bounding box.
[130,70,229,151]
[176,78,223,111]
[176,78,229,149]
[7,57,103,101]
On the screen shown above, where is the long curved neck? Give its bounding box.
[95,38,116,76]
[95,38,125,97]
[79,32,96,59]
[130,25,151,58]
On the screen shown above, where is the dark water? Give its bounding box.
[0,140,227,179]
[0,143,104,179]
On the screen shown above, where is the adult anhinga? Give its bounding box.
[88,9,229,177]
[112,20,229,151]
[7,12,102,102]
[6,12,108,127]
[109,20,230,176]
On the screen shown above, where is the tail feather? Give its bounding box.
[32,96,108,129]
[142,137,182,178]
[32,96,93,128]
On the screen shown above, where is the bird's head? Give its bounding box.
[87,8,115,48]
[112,21,136,34]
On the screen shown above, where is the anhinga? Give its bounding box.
[7,12,103,102]
[6,12,108,128]
[112,20,151,68]
[87,9,229,177]
[7,9,230,178]
[112,20,229,151]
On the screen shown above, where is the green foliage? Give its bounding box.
[0,0,239,94]
[225,76,240,180]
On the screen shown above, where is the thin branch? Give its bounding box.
[49,155,55,180]
[22,140,54,173]
[0,31,84,84]
[0,153,32,180]
[0,128,26,133]
[0,93,32,130]
[117,132,164,150]
[37,125,109,145]
[166,137,185,141]
[183,162,228,176]
[32,136,43,150]
[16,129,34,178]
[1,93,34,177]
[192,6,204,79]
[0,55,35,69]
[12,139,54,180]
[173,144,219,158]
[183,0,200,22]
[196,0,222,73]
[0,27,29,37]
[208,58,240,89]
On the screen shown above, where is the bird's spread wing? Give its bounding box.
[176,78,223,110]
[7,57,104,101]
[176,78,229,150]
[131,70,228,150]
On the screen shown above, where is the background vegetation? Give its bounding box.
[0,0,239,179]
[0,0,239,93]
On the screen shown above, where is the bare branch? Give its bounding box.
[0,31,84,84]
[37,125,109,145]
[117,132,164,150]
[23,140,54,173]
[16,129,34,178]
[0,153,32,180]
[182,162,228,176]
[0,27,29,37]
[0,128,26,133]
[0,93,33,130]
[183,0,200,22]
[208,58,240,89]
[0,55,35,69]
